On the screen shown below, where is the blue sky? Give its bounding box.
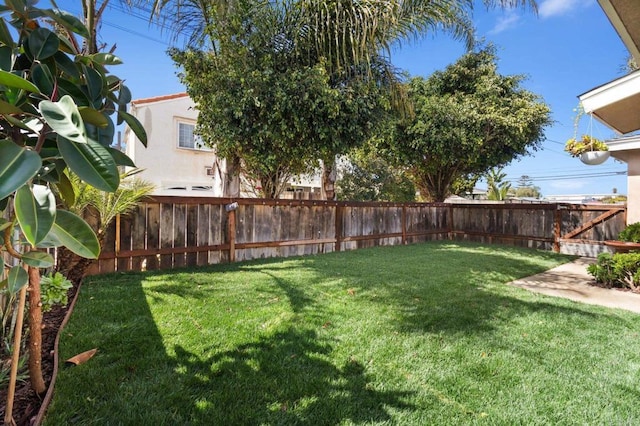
[53,0,631,197]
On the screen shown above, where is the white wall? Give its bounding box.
[125,95,221,197]
[626,150,640,224]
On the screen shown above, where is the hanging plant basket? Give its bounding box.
[579,150,610,165]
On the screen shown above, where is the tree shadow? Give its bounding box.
[300,242,601,336]
[167,327,414,424]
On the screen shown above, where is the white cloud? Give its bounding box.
[489,11,521,35]
[539,0,595,19]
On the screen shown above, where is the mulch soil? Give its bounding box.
[0,282,78,426]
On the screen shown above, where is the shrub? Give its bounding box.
[618,222,640,243]
[588,252,640,291]
[40,273,73,313]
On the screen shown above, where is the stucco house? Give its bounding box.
[124,93,322,198]
[579,0,640,223]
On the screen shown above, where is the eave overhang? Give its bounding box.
[598,0,640,65]
[605,134,640,163]
[579,70,640,135]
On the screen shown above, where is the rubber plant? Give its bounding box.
[0,0,146,421]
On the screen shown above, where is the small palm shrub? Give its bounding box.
[588,252,640,292]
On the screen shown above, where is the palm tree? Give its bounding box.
[56,170,155,282]
[486,167,512,201]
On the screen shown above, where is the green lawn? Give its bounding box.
[45,242,640,425]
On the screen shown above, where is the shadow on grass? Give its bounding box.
[169,327,414,424]
[298,242,599,336]
[47,242,605,424]
[46,273,413,425]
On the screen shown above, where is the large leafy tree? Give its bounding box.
[337,139,416,202]
[170,1,390,198]
[386,46,551,202]
[0,0,145,408]
[157,0,539,199]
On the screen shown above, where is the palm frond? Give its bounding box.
[66,170,155,235]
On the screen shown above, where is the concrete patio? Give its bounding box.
[510,257,640,314]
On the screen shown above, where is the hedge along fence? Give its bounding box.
[87,196,627,275]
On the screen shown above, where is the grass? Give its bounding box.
[44,241,640,425]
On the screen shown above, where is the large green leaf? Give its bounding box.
[42,8,90,39]
[118,110,148,147]
[108,147,136,167]
[91,52,122,66]
[56,79,91,106]
[39,95,87,144]
[2,113,32,131]
[0,45,13,71]
[83,65,104,103]
[55,171,75,207]
[15,184,56,246]
[7,265,28,294]
[0,140,42,200]
[117,85,132,125]
[0,70,40,93]
[53,52,80,79]
[79,107,109,127]
[0,15,14,47]
[32,63,55,96]
[58,137,119,192]
[0,99,23,114]
[47,210,100,259]
[22,251,55,268]
[28,27,59,60]
[86,118,115,147]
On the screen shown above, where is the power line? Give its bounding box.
[504,171,626,183]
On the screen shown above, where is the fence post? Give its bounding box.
[448,204,454,241]
[401,205,407,245]
[553,205,562,253]
[115,213,121,256]
[335,204,342,252]
[228,208,236,263]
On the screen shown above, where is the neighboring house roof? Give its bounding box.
[131,92,189,106]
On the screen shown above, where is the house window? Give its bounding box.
[177,122,208,150]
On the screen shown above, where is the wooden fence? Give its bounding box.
[88,197,627,275]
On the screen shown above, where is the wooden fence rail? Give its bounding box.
[88,197,627,275]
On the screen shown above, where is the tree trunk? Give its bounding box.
[27,266,46,394]
[222,155,241,198]
[260,175,278,199]
[321,159,337,201]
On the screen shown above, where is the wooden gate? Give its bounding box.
[558,205,626,257]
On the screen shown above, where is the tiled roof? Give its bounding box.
[131,92,189,105]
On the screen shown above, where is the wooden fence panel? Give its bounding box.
[186,204,199,267]
[117,214,132,272]
[89,197,627,275]
[159,203,174,269]
[131,204,146,271]
[173,204,187,268]
[145,203,161,271]
[451,204,555,250]
[404,205,448,244]
[558,205,626,256]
